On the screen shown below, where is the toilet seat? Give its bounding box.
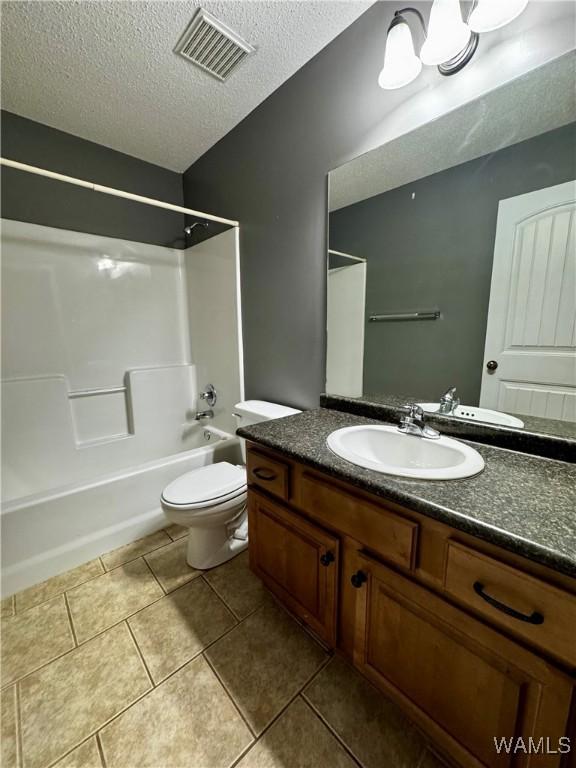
[161,462,247,511]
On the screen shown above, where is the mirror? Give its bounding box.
[326,53,576,437]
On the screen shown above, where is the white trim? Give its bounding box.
[233,226,246,402]
[0,157,239,227]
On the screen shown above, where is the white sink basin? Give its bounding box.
[418,403,524,429]
[327,425,484,480]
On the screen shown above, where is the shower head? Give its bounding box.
[184,222,209,236]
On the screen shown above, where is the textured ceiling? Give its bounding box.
[330,50,576,211]
[0,0,371,172]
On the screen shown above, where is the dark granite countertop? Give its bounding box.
[238,409,576,579]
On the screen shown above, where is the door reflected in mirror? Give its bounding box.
[326,53,576,436]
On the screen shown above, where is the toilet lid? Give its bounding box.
[162,462,247,506]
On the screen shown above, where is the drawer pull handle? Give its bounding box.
[351,570,367,588]
[473,581,544,625]
[320,551,335,567]
[253,468,277,482]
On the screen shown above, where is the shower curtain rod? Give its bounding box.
[0,157,239,228]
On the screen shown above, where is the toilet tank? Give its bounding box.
[233,400,301,462]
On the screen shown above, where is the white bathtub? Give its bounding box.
[1,427,242,597]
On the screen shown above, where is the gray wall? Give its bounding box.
[330,122,576,404]
[1,111,185,248]
[182,3,443,410]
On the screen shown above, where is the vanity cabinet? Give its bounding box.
[246,444,575,768]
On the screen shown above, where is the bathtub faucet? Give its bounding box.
[195,409,214,420]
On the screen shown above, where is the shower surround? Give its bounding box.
[1,219,243,595]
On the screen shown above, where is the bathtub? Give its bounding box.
[1,427,242,597]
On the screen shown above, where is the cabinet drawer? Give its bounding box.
[300,473,417,570]
[444,541,576,666]
[247,447,291,500]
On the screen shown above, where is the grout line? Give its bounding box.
[124,620,155,689]
[100,531,174,573]
[60,600,272,753]
[165,526,188,543]
[302,693,370,768]
[207,623,333,744]
[15,682,23,768]
[202,652,258,738]
[226,654,334,768]
[4,565,216,691]
[10,528,176,617]
[1,575,261,693]
[96,732,108,768]
[199,573,245,622]
[141,552,171,595]
[299,694,364,768]
[63,591,79,647]
[12,565,106,617]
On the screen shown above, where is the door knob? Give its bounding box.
[351,570,367,588]
[486,360,498,371]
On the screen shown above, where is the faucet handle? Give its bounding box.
[405,403,424,420]
[200,384,217,407]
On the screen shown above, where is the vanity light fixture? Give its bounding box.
[468,0,529,33]
[378,0,529,90]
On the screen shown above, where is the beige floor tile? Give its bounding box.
[15,560,104,613]
[1,686,19,768]
[100,655,253,768]
[20,623,151,768]
[237,697,356,768]
[67,558,164,643]
[53,738,102,768]
[128,578,236,683]
[1,595,74,687]
[144,538,201,593]
[101,530,171,571]
[204,551,271,619]
[1,596,15,618]
[206,601,327,735]
[304,657,425,768]
[164,523,188,541]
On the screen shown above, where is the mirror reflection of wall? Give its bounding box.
[327,53,576,428]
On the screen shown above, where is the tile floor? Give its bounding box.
[1,525,447,768]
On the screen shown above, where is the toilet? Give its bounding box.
[160,400,300,570]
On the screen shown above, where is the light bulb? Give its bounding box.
[420,0,472,66]
[378,16,422,90]
[469,0,529,33]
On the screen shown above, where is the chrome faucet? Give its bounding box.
[399,404,440,439]
[439,387,460,415]
[200,384,217,407]
[195,409,214,421]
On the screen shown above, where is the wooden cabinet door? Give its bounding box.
[248,489,339,645]
[350,552,573,768]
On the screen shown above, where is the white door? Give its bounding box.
[326,262,366,397]
[480,181,576,422]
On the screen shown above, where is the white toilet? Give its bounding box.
[160,400,300,570]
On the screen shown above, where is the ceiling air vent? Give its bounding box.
[175,8,255,82]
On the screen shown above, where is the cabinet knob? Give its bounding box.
[486,360,498,371]
[351,570,367,588]
[320,551,335,567]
